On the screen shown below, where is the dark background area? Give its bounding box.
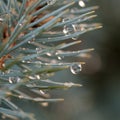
[47,0,120,120]
[14,1,120,120]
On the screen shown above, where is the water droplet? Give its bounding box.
[46,0,56,5]
[41,102,48,107]
[28,38,35,44]
[63,23,80,40]
[46,51,55,56]
[78,0,86,7]
[35,75,40,80]
[70,64,82,74]
[28,76,36,80]
[22,60,25,63]
[36,48,42,54]
[46,52,52,56]
[9,77,21,84]
[40,90,45,95]
[19,19,27,27]
[0,18,4,22]
[28,75,40,80]
[26,60,32,63]
[57,56,62,60]
[19,23,23,27]
[55,50,64,60]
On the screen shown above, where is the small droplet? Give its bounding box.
[55,50,64,60]
[46,0,56,5]
[19,19,27,27]
[35,75,41,80]
[28,76,36,80]
[22,60,25,63]
[57,56,62,60]
[46,51,55,56]
[19,23,23,27]
[9,77,21,84]
[28,38,35,44]
[28,75,40,80]
[78,0,86,7]
[41,102,48,107]
[0,18,4,22]
[70,64,82,74]
[40,90,45,95]
[63,23,81,40]
[36,48,42,54]
[46,52,52,56]
[26,60,32,63]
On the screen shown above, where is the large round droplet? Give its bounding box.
[70,64,82,74]
[9,77,21,84]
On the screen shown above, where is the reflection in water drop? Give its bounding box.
[9,77,21,84]
[70,64,82,74]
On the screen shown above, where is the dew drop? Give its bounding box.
[28,76,36,80]
[40,90,45,95]
[70,64,82,74]
[55,50,64,60]
[36,48,42,54]
[78,0,86,7]
[22,60,25,63]
[19,23,23,27]
[41,102,48,107]
[28,75,40,80]
[0,18,4,22]
[46,51,55,56]
[35,75,41,80]
[63,23,80,40]
[9,77,21,84]
[46,0,56,5]
[46,52,52,56]
[57,56,62,60]
[19,19,27,27]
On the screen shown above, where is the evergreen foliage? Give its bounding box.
[0,0,101,119]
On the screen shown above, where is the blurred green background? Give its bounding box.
[15,0,120,120]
